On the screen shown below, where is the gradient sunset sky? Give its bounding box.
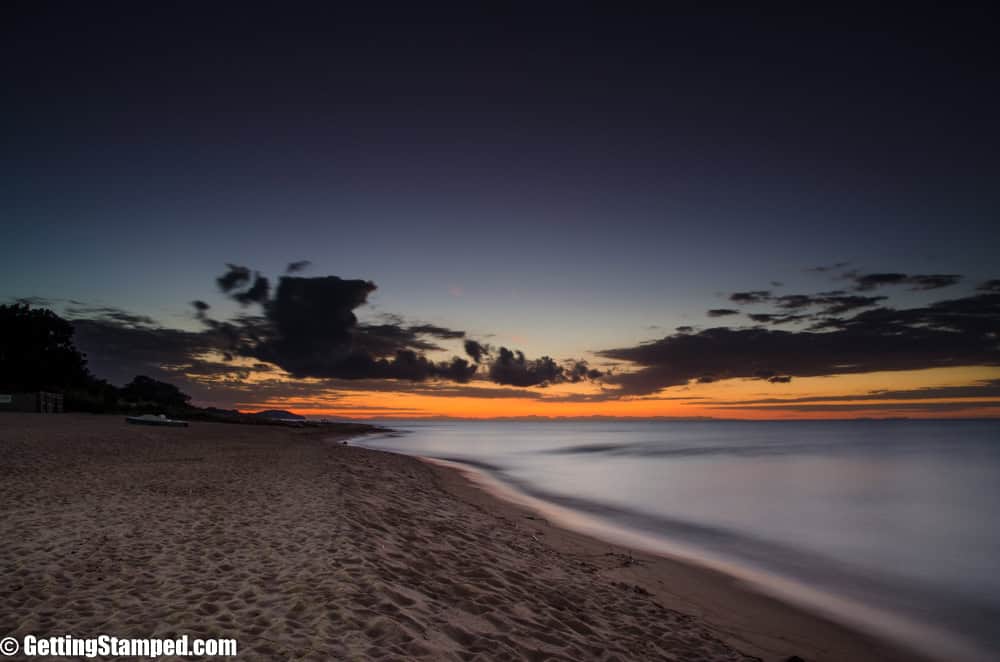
[3,5,999,418]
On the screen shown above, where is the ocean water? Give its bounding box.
[356,419,1000,661]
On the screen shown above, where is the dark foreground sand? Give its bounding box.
[0,415,927,661]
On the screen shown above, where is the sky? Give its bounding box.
[3,5,999,418]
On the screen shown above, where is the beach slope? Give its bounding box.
[0,414,917,661]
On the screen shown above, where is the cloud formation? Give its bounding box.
[201,265,599,387]
[851,272,961,291]
[805,261,850,273]
[485,348,601,387]
[216,264,252,293]
[978,279,1000,292]
[729,290,772,304]
[600,287,1000,395]
[464,339,490,363]
[285,260,312,273]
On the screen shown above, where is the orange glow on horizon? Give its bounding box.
[227,366,1000,420]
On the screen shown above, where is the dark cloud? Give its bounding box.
[707,309,740,317]
[816,295,887,315]
[232,273,271,306]
[598,288,1000,395]
[568,361,603,382]
[675,326,694,334]
[12,296,55,307]
[464,339,490,363]
[851,272,961,292]
[203,266,589,388]
[71,318,223,387]
[488,348,563,387]
[296,349,477,383]
[285,260,312,274]
[223,273,374,377]
[906,274,963,290]
[191,300,210,320]
[977,279,1000,292]
[351,324,459,355]
[486,348,600,387]
[724,292,888,325]
[851,272,909,290]
[747,313,809,325]
[729,290,772,304]
[407,324,465,340]
[216,264,252,293]
[805,262,850,273]
[64,305,156,328]
[773,295,814,310]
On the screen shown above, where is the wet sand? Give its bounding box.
[0,414,928,660]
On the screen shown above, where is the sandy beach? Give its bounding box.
[0,414,927,661]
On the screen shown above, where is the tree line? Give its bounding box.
[0,304,192,413]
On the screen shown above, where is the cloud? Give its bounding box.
[906,274,962,290]
[216,264,252,293]
[707,309,740,317]
[64,305,156,328]
[12,296,55,307]
[488,348,564,387]
[815,295,887,315]
[772,295,814,309]
[851,272,961,291]
[351,323,463,356]
[729,290,772,304]
[598,288,1000,395]
[203,266,594,388]
[464,339,490,363]
[747,313,809,325]
[805,261,850,273]
[407,324,465,340]
[725,289,889,323]
[285,260,312,273]
[232,273,270,305]
[71,318,225,388]
[977,279,1000,292]
[567,360,603,382]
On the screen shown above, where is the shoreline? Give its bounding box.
[414,454,938,662]
[0,414,939,660]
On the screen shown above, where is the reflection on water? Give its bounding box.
[358,419,1000,661]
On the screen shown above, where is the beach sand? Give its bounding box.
[0,414,927,661]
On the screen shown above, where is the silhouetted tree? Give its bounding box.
[0,304,91,390]
[121,375,191,407]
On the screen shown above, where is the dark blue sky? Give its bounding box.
[4,4,999,363]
